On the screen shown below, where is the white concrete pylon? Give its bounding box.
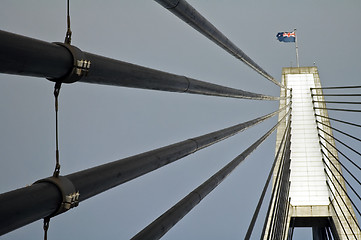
[263,67,361,240]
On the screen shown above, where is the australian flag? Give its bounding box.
[276,31,296,42]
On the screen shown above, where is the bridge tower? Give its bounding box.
[263,67,361,239]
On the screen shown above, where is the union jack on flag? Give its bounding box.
[276,31,296,42]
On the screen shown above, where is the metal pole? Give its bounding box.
[0,106,286,236]
[131,110,290,240]
[0,30,278,101]
[294,29,299,68]
[154,0,284,88]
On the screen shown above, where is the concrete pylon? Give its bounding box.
[263,67,361,239]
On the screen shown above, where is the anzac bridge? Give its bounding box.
[0,0,360,239]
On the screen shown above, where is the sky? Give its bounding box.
[1,0,361,239]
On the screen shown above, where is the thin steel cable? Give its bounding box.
[260,120,290,239]
[272,150,291,240]
[268,163,287,240]
[314,107,361,113]
[277,172,291,239]
[322,156,361,203]
[53,82,62,177]
[261,123,292,238]
[324,168,361,218]
[43,217,50,240]
[326,181,361,234]
[329,197,350,240]
[322,149,361,201]
[327,184,357,238]
[311,86,361,90]
[319,140,361,186]
[64,0,72,44]
[269,142,291,240]
[274,180,291,240]
[263,136,289,240]
[244,118,291,239]
[260,132,288,239]
[313,100,361,105]
[318,127,361,163]
[131,110,291,240]
[316,114,361,128]
[318,132,361,172]
[317,120,361,143]
[312,93,361,97]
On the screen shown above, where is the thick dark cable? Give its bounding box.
[313,100,361,105]
[322,156,361,203]
[262,145,286,239]
[131,110,290,240]
[273,172,291,239]
[317,120,361,143]
[314,107,361,113]
[273,166,291,240]
[319,140,361,186]
[327,185,357,238]
[68,104,289,202]
[270,127,292,240]
[82,50,280,100]
[312,93,361,97]
[244,117,291,239]
[316,114,361,128]
[0,30,280,101]
[248,120,291,238]
[328,197,350,240]
[267,137,291,240]
[154,0,284,88]
[273,181,290,240]
[326,181,361,234]
[311,86,361,90]
[0,105,288,235]
[267,161,285,240]
[318,127,361,162]
[318,133,361,173]
[260,125,290,239]
[324,167,361,218]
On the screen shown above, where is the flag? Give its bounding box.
[276,31,296,42]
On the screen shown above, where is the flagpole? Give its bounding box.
[294,28,300,67]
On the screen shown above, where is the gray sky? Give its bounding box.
[1,0,361,239]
